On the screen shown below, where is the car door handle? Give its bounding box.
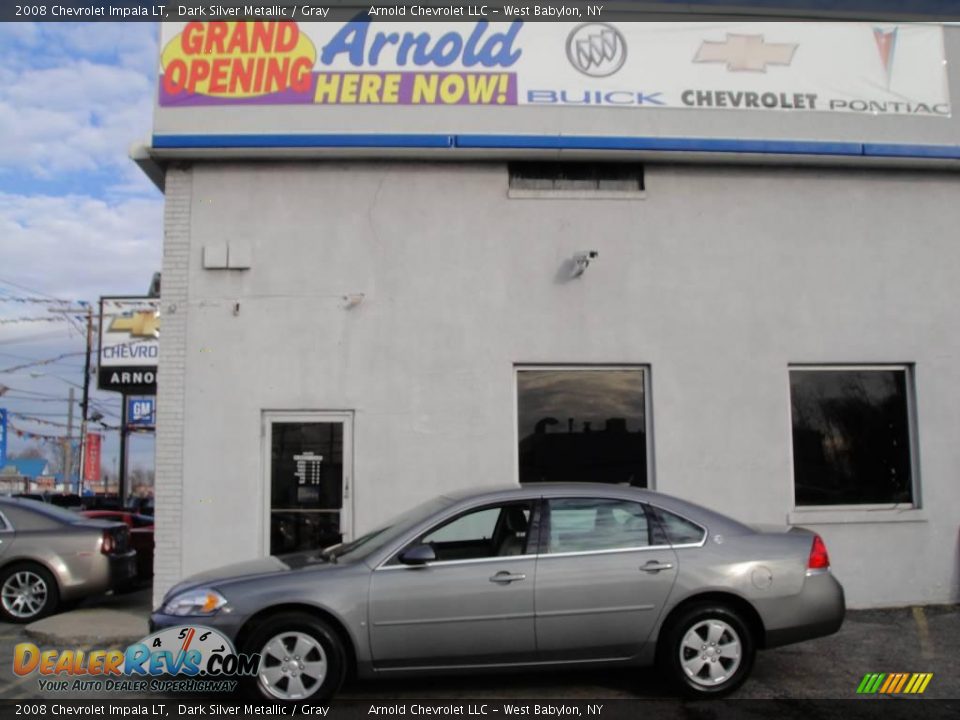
[489,571,527,584]
[640,561,674,573]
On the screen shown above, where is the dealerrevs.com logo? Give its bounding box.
[14,626,259,694]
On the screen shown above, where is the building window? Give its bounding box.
[508,162,644,198]
[789,366,915,507]
[517,367,649,487]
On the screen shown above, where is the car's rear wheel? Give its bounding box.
[660,603,755,697]
[0,563,59,623]
[243,612,346,703]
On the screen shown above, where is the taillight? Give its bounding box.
[808,534,830,570]
[101,530,115,555]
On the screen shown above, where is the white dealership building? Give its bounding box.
[138,16,960,609]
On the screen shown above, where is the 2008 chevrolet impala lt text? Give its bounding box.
[151,484,844,701]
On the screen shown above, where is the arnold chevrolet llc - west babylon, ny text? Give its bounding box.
[171,5,595,19]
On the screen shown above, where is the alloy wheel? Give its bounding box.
[257,631,328,700]
[678,618,743,687]
[1,570,48,619]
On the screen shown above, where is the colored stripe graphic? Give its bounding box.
[858,672,933,694]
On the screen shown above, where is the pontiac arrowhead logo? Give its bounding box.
[694,34,798,72]
[874,27,898,88]
[108,310,159,338]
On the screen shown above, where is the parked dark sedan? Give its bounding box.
[152,484,845,701]
[0,497,137,622]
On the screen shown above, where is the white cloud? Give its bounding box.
[0,192,163,303]
[0,23,158,190]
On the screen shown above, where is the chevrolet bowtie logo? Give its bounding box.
[109,311,159,338]
[694,34,798,72]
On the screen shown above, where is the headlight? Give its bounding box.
[161,588,227,617]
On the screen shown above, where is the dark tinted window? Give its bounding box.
[270,422,344,554]
[649,506,705,545]
[517,369,648,487]
[790,368,914,506]
[546,498,650,553]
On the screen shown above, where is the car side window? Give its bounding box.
[546,498,650,554]
[649,505,706,545]
[416,502,533,562]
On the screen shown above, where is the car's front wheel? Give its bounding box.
[0,563,59,623]
[660,603,755,697]
[244,612,346,703]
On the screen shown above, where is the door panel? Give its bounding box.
[369,500,538,668]
[534,497,678,661]
[369,557,537,668]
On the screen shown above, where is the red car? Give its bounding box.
[81,511,154,581]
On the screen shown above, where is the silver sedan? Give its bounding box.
[0,497,138,622]
[151,484,845,700]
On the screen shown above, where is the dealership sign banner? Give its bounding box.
[83,433,102,484]
[158,20,949,116]
[98,297,159,395]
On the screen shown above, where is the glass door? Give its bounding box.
[262,412,353,556]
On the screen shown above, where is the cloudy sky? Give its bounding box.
[0,22,162,483]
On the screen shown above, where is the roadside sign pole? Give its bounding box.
[118,396,128,505]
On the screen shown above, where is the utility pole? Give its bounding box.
[64,387,74,487]
[50,305,94,494]
[80,305,93,494]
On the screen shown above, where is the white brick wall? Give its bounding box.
[153,167,192,608]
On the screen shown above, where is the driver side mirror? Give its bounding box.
[399,544,436,566]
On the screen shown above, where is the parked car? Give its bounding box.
[152,483,845,701]
[81,511,154,581]
[0,497,137,623]
[47,494,83,510]
[80,494,124,511]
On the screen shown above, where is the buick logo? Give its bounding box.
[566,23,627,77]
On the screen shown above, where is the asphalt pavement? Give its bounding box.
[0,591,956,701]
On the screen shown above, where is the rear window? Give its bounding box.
[3,499,82,529]
[650,506,706,546]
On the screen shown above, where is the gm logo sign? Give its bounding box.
[128,397,156,427]
[566,23,627,77]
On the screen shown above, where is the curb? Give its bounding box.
[23,625,148,648]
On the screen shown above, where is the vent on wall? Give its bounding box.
[508,162,645,199]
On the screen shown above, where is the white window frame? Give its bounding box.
[786,364,925,525]
[513,364,655,490]
[260,410,355,556]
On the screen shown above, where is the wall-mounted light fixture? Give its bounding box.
[571,250,599,278]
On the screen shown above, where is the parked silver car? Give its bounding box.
[0,497,137,622]
[151,484,845,700]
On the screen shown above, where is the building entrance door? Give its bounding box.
[262,411,353,556]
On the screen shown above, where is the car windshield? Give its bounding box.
[326,496,453,564]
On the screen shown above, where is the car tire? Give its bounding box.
[243,612,347,703]
[660,603,755,698]
[0,563,60,624]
